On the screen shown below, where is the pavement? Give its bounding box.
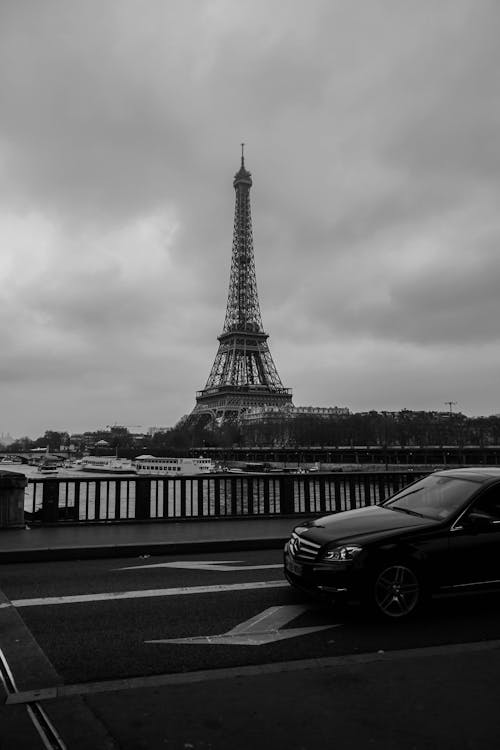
[0,516,300,563]
[2,518,500,749]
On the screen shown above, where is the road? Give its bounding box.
[2,549,500,748]
[2,548,500,684]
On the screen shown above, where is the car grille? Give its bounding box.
[288,532,321,562]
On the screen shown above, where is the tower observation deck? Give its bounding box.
[192,147,293,421]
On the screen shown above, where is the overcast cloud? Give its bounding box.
[1,0,499,437]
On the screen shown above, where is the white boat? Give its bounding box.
[78,457,136,474]
[134,455,216,476]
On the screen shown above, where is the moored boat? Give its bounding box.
[78,457,136,474]
[134,455,216,476]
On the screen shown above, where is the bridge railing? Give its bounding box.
[23,470,430,525]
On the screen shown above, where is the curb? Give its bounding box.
[0,536,288,564]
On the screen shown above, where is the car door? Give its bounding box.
[448,484,500,588]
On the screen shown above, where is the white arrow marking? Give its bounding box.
[146,605,341,646]
[117,560,282,572]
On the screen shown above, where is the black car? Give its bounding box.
[284,467,500,619]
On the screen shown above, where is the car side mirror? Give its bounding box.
[464,512,494,532]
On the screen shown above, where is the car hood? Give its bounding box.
[294,505,439,547]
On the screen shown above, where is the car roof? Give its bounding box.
[434,467,500,483]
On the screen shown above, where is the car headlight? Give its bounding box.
[320,545,363,562]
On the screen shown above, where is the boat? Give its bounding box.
[78,457,136,474]
[134,455,216,476]
[37,465,59,474]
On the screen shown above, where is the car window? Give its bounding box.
[465,486,500,522]
[383,474,479,521]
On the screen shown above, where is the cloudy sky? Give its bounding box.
[1,0,499,438]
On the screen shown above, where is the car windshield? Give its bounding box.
[382,474,480,521]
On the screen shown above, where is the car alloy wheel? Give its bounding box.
[372,563,421,619]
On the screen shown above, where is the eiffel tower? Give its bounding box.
[192,146,293,421]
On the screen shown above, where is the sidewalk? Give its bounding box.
[72,641,500,749]
[4,641,500,749]
[0,516,301,563]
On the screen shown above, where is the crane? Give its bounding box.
[444,401,457,416]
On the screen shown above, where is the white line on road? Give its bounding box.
[117,560,283,572]
[11,580,289,607]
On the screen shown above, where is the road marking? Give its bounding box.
[11,580,288,608]
[117,560,282,572]
[7,639,500,705]
[147,604,340,646]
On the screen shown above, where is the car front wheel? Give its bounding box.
[369,562,422,619]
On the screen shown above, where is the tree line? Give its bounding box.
[3,411,500,455]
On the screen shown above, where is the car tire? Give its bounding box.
[366,561,423,620]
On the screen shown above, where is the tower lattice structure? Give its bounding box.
[193,147,293,421]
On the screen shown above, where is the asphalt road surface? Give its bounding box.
[2,548,500,687]
[3,549,500,749]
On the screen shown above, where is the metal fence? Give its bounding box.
[23,470,429,525]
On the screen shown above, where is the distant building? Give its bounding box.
[147,426,172,436]
[70,432,105,449]
[241,405,350,425]
[291,406,350,417]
